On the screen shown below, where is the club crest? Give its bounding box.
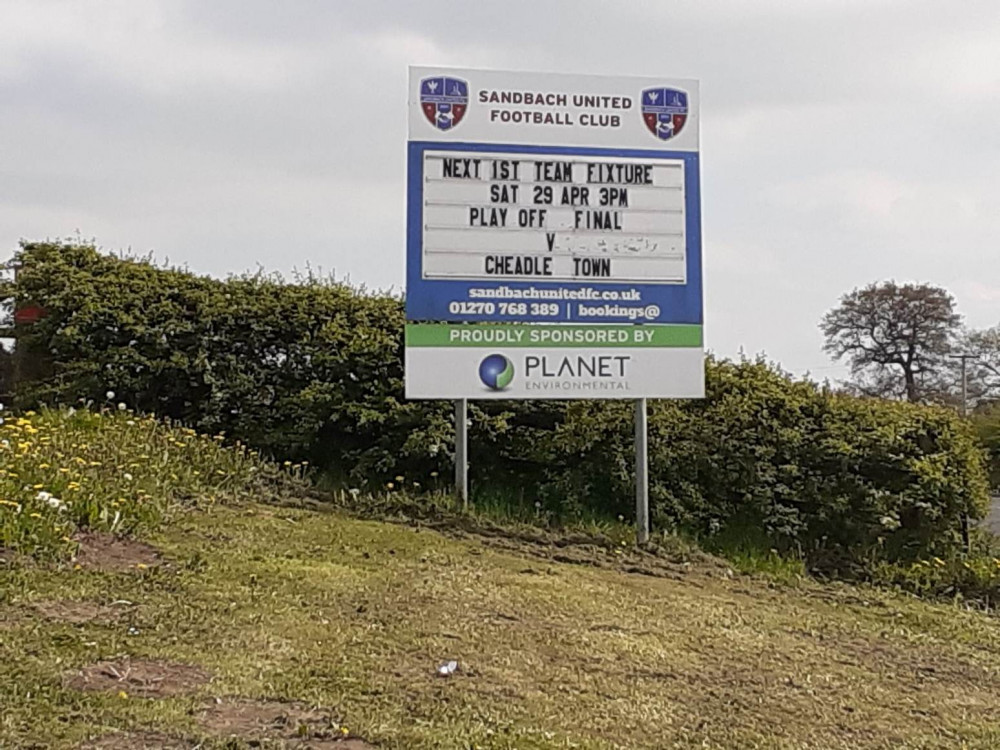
[420,76,469,131]
[641,87,688,141]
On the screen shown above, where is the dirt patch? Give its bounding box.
[73,532,163,572]
[0,605,26,630]
[66,658,209,697]
[32,599,132,625]
[476,532,727,581]
[310,491,733,581]
[0,548,28,567]
[78,731,192,749]
[199,698,374,747]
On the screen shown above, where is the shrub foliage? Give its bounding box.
[4,241,990,569]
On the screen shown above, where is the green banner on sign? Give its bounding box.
[405,323,702,348]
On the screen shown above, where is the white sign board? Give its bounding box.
[405,66,703,400]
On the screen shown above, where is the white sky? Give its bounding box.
[3,0,1000,378]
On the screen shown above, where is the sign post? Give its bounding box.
[405,67,704,536]
[455,398,468,509]
[635,398,649,544]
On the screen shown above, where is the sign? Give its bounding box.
[405,66,703,400]
[405,323,703,399]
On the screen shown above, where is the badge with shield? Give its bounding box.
[420,76,469,131]
[641,87,688,141]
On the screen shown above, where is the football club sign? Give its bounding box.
[406,67,703,400]
[641,87,688,141]
[420,76,469,131]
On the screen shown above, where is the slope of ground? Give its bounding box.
[3,501,1000,749]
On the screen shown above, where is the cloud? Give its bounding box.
[2,0,1000,378]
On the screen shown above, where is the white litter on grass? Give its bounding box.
[437,660,459,676]
[37,491,66,511]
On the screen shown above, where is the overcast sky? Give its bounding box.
[3,0,999,377]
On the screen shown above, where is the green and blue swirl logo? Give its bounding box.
[478,354,514,391]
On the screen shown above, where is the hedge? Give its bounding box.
[4,241,990,569]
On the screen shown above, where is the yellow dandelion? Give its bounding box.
[118,690,128,699]
[386,482,394,490]
[136,563,148,570]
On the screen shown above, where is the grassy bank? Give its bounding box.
[0,407,288,559]
[4,410,1000,748]
[5,502,1000,748]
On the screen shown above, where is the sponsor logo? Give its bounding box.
[420,76,469,131]
[478,353,514,390]
[641,87,688,141]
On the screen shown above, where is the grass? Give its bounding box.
[699,526,808,585]
[5,410,1000,747]
[0,407,291,558]
[5,503,1000,748]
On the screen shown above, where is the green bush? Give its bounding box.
[6,241,467,488]
[538,361,989,571]
[4,241,990,571]
[972,404,1000,490]
[869,554,1000,606]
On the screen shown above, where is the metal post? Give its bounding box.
[455,399,468,510]
[635,397,649,544]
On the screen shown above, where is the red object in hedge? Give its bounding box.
[14,305,45,325]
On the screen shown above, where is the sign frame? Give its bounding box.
[405,65,703,403]
[406,141,703,326]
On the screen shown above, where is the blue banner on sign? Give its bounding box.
[406,141,702,325]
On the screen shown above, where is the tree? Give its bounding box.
[948,325,1000,408]
[821,282,960,402]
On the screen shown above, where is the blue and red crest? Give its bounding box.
[420,76,469,131]
[641,87,688,141]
